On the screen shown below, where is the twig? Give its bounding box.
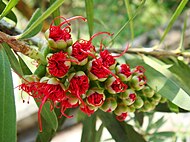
[108,47,190,58]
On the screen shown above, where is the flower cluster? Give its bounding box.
[19,16,166,132]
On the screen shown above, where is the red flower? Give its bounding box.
[49,16,86,42]
[120,64,131,77]
[47,51,71,78]
[116,112,128,121]
[80,105,95,116]
[100,50,116,69]
[68,72,89,112]
[19,78,66,132]
[111,80,128,93]
[86,89,105,107]
[129,93,136,102]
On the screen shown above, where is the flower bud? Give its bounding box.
[142,86,155,98]
[133,96,144,109]
[130,74,146,90]
[100,97,117,112]
[22,75,39,83]
[141,101,154,112]
[116,112,128,121]
[86,88,105,107]
[115,64,132,81]
[114,100,129,116]
[105,77,127,94]
[153,93,161,102]
[119,89,136,105]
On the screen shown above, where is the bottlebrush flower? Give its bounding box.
[45,16,86,50]
[115,64,132,81]
[19,77,66,132]
[116,112,128,121]
[68,71,89,113]
[47,51,78,78]
[105,76,127,94]
[86,88,105,107]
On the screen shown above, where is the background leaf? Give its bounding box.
[160,0,188,43]
[23,8,43,38]
[0,1,17,23]
[85,0,94,36]
[17,0,65,39]
[0,0,19,20]
[17,55,32,75]
[0,46,16,142]
[50,0,60,25]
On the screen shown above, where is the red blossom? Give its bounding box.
[129,93,136,102]
[111,80,128,93]
[87,92,104,107]
[49,16,86,41]
[90,59,110,79]
[116,112,128,121]
[120,64,132,77]
[100,50,115,68]
[19,81,66,132]
[47,51,71,78]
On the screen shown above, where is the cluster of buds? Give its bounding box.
[18,16,166,132]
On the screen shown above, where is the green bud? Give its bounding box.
[153,93,161,102]
[22,75,39,83]
[44,29,50,40]
[66,39,73,46]
[133,97,144,109]
[142,86,155,98]
[128,105,136,113]
[48,38,57,49]
[100,97,117,112]
[114,100,129,115]
[142,101,154,112]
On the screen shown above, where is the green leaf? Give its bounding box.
[109,0,145,44]
[2,43,23,76]
[22,8,43,38]
[17,0,65,39]
[36,117,56,142]
[153,131,176,138]
[0,46,16,142]
[0,1,17,23]
[167,101,179,113]
[17,55,32,75]
[97,110,146,142]
[124,0,134,40]
[50,0,60,25]
[147,116,165,133]
[135,112,144,126]
[142,55,190,111]
[95,123,104,142]
[155,103,187,113]
[85,0,94,37]
[36,101,58,132]
[0,0,19,20]
[81,114,96,142]
[160,0,188,43]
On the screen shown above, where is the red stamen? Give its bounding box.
[89,32,113,42]
[113,44,129,58]
[59,16,87,27]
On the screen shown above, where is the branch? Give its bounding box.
[108,46,190,58]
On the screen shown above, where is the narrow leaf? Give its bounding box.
[17,0,65,39]
[17,55,32,75]
[0,46,16,142]
[0,1,17,23]
[0,0,19,20]
[81,114,96,142]
[160,0,188,43]
[95,123,104,142]
[50,0,60,25]
[85,0,94,36]
[36,101,58,131]
[124,0,134,40]
[23,8,43,38]
[2,43,23,76]
[97,110,146,142]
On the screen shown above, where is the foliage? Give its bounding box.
[0,0,190,142]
